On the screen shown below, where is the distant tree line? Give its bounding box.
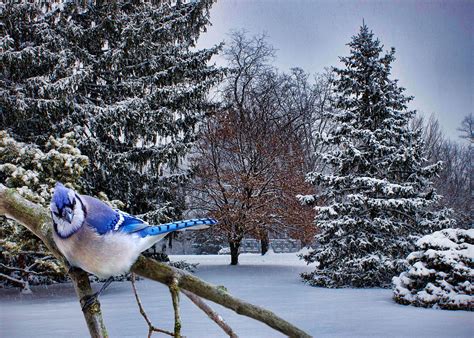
[412,114,472,226]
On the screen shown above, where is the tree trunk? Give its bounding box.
[260,234,269,255]
[229,241,240,265]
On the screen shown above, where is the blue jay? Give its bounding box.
[50,182,216,307]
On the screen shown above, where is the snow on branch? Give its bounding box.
[393,228,473,311]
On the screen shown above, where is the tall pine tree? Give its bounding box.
[1,1,222,223]
[299,24,454,288]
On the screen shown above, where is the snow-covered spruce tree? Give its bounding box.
[0,131,89,292]
[298,24,454,288]
[1,1,222,224]
[393,228,473,310]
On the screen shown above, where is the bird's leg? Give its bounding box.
[95,276,114,297]
[81,276,114,311]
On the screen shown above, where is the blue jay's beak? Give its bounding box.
[65,210,74,223]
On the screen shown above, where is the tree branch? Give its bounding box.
[0,272,29,287]
[0,263,44,275]
[131,256,310,337]
[182,289,238,337]
[169,277,182,337]
[130,273,174,337]
[0,185,311,338]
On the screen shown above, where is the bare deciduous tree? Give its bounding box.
[412,114,472,227]
[458,113,474,143]
[188,32,314,264]
[277,67,335,173]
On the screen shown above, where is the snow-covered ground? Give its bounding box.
[1,253,472,337]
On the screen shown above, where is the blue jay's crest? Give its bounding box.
[51,182,85,239]
[53,182,74,210]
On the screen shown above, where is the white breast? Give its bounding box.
[53,226,161,279]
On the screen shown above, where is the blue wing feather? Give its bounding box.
[117,212,150,233]
[119,216,217,238]
[81,195,121,235]
[81,194,217,237]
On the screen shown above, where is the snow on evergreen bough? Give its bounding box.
[392,228,473,311]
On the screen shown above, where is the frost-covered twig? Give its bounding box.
[0,256,52,275]
[130,273,174,338]
[17,251,51,256]
[182,289,238,337]
[0,263,44,275]
[0,272,29,288]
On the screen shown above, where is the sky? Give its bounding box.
[197,0,473,141]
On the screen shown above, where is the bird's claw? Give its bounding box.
[81,293,99,311]
[80,277,114,311]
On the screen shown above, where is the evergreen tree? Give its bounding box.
[1,1,222,223]
[299,24,454,288]
[393,228,473,311]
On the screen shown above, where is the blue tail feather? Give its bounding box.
[138,218,217,238]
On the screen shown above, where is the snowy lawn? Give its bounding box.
[1,252,472,337]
